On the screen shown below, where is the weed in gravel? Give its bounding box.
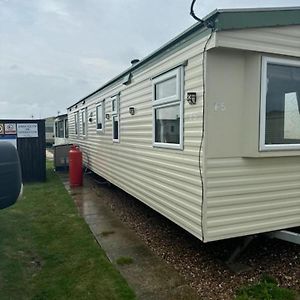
[116,257,134,266]
[236,275,296,300]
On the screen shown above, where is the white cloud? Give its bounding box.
[0,0,299,119]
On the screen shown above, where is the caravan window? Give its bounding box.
[74,111,79,135]
[96,102,104,131]
[111,95,120,142]
[65,119,68,138]
[81,108,87,136]
[57,121,64,138]
[260,57,300,150]
[152,67,183,149]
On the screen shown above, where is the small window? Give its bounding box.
[57,120,64,138]
[260,57,300,150]
[111,95,120,143]
[152,67,183,149]
[74,111,79,135]
[65,119,68,138]
[46,126,53,133]
[111,97,119,115]
[96,102,105,131]
[112,115,119,142]
[81,108,87,136]
[155,76,177,100]
[55,122,58,137]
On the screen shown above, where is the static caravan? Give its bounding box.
[54,114,69,146]
[67,7,300,242]
[45,117,55,146]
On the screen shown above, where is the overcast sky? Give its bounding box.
[0,0,299,119]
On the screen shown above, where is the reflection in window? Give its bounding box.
[155,76,176,100]
[74,112,79,135]
[265,62,300,145]
[284,92,300,140]
[152,67,182,148]
[112,115,119,141]
[155,105,180,144]
[81,109,86,135]
[65,119,68,138]
[57,121,64,138]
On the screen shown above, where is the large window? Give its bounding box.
[96,102,105,132]
[81,108,87,136]
[111,96,119,142]
[260,57,300,150]
[74,111,79,135]
[152,67,183,149]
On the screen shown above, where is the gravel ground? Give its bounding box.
[89,175,300,300]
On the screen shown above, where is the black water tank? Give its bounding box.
[0,142,22,209]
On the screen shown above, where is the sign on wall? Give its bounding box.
[17,123,38,138]
[0,124,4,135]
[4,123,17,135]
[0,135,17,148]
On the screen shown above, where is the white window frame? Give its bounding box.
[96,101,105,133]
[74,111,79,136]
[81,108,87,136]
[152,67,183,149]
[260,56,300,151]
[111,96,119,115]
[111,95,120,143]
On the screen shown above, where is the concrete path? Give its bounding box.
[60,173,200,300]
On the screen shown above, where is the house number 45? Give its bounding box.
[214,102,226,112]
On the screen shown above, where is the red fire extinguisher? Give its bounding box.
[69,145,83,187]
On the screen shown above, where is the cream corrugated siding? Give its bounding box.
[215,25,300,58]
[68,36,209,240]
[204,25,300,242]
[205,157,300,241]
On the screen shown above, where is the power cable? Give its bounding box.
[190,0,204,23]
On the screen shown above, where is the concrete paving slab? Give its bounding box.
[59,173,201,300]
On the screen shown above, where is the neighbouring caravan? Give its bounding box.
[67,7,300,242]
[54,114,69,146]
[45,117,55,146]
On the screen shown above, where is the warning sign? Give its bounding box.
[17,123,38,138]
[0,124,4,135]
[4,123,17,135]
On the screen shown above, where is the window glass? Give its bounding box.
[113,115,119,141]
[57,120,64,138]
[81,110,86,135]
[112,99,116,113]
[74,112,79,135]
[152,67,182,148]
[96,104,103,130]
[265,63,300,145]
[65,119,68,138]
[46,126,53,133]
[155,104,180,144]
[155,76,176,100]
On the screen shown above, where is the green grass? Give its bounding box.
[236,275,297,300]
[115,257,134,266]
[0,162,135,300]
